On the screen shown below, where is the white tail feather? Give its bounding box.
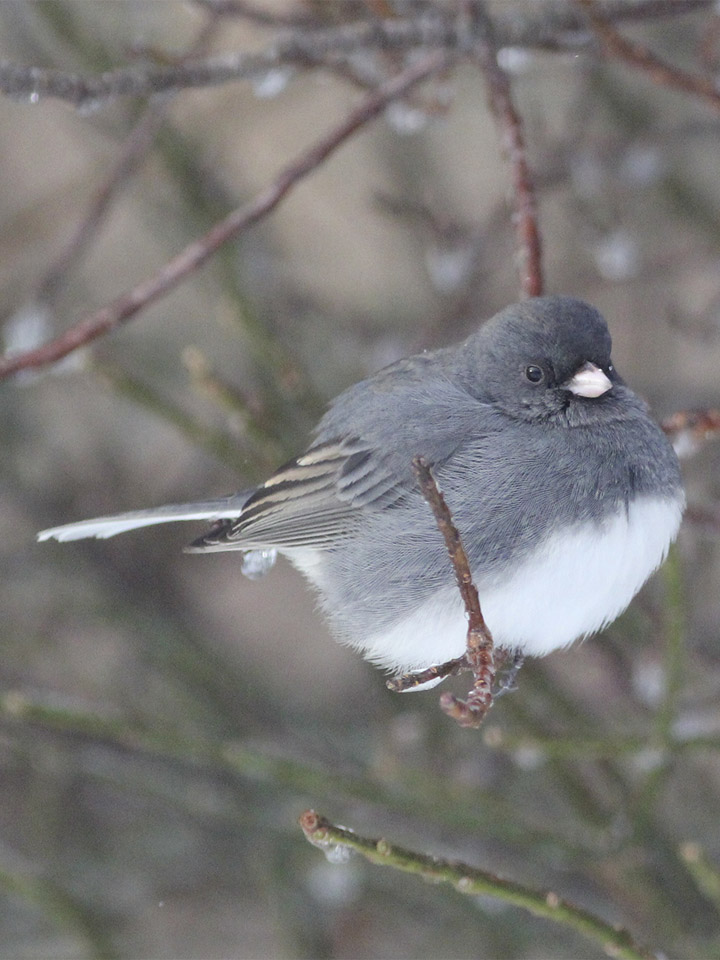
[37,495,252,543]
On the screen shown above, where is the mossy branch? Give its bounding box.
[299,810,656,960]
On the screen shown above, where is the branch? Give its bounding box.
[498,0,712,50]
[0,2,711,107]
[470,3,544,299]
[0,50,449,380]
[576,0,720,112]
[412,457,496,728]
[0,17,460,108]
[299,810,656,960]
[35,13,223,308]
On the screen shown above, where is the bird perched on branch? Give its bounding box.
[39,296,684,686]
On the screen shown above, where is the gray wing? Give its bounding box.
[189,363,498,554]
[186,439,406,552]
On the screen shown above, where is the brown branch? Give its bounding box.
[36,14,223,309]
[411,457,496,729]
[0,20,426,108]
[299,810,656,960]
[498,0,712,50]
[470,3,544,299]
[576,0,720,112]
[37,102,169,307]
[0,2,711,109]
[0,51,449,380]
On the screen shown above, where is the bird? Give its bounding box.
[38,296,685,687]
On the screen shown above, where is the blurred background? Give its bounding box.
[2,1,720,957]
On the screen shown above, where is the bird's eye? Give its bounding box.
[525,364,544,383]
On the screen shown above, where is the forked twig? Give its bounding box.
[411,456,496,729]
[36,14,222,309]
[576,0,720,113]
[0,50,448,381]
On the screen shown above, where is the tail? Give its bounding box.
[37,493,254,543]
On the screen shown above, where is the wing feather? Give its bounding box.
[189,439,404,552]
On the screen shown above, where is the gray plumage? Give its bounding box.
[38,296,685,678]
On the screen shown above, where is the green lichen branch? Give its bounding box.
[299,810,657,960]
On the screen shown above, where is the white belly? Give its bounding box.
[348,493,684,676]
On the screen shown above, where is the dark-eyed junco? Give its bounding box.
[38,296,685,684]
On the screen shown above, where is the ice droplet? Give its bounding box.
[240,548,277,580]
[3,301,85,382]
[592,230,640,282]
[425,242,475,294]
[322,843,354,864]
[3,302,51,354]
[497,47,534,74]
[251,67,293,99]
[385,101,429,135]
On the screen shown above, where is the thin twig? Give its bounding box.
[299,810,655,960]
[36,12,223,309]
[0,17,456,108]
[412,456,496,729]
[498,0,712,50]
[469,3,543,299]
[37,100,170,307]
[0,51,449,380]
[576,0,720,112]
[0,2,711,108]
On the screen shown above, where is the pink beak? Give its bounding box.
[564,361,612,398]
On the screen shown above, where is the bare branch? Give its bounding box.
[412,457,496,729]
[299,810,655,960]
[576,0,720,112]
[498,0,712,50]
[470,3,543,299]
[0,51,449,380]
[0,2,711,108]
[37,102,169,307]
[35,12,224,309]
[0,16,460,108]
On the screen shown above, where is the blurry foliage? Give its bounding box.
[1,1,720,958]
